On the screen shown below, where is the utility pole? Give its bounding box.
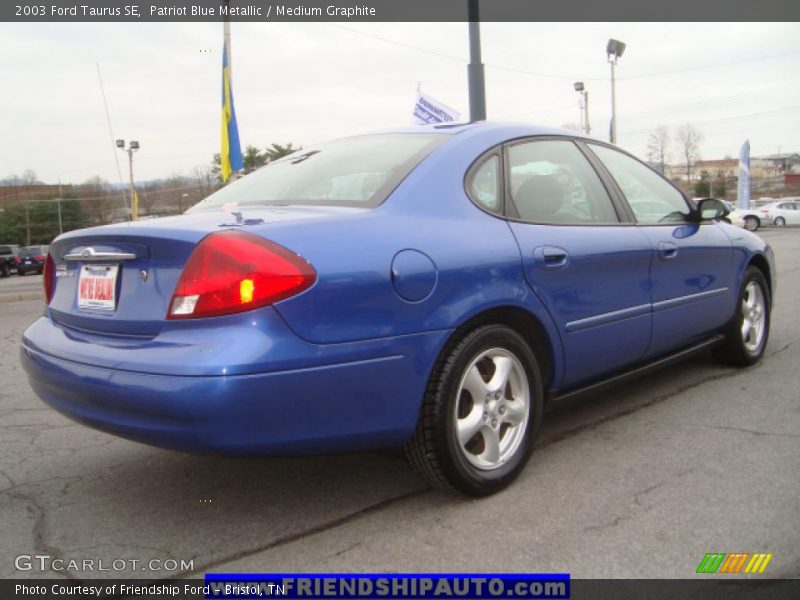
[467,0,486,122]
[25,204,30,246]
[56,199,63,235]
[56,176,63,235]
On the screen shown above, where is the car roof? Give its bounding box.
[367,120,591,141]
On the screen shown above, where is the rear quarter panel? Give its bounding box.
[267,129,566,387]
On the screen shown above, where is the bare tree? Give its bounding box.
[646,126,670,175]
[191,165,218,196]
[21,169,38,185]
[675,124,703,182]
[80,176,120,225]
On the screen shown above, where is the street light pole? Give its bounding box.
[116,139,140,221]
[574,82,591,135]
[467,0,486,122]
[606,39,626,144]
[609,60,617,143]
[583,90,590,135]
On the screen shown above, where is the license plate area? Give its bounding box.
[78,264,119,311]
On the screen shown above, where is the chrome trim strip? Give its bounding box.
[64,251,137,262]
[652,287,728,312]
[565,303,651,333]
[565,287,728,333]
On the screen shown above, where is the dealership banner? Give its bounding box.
[3,0,799,22]
[412,92,461,126]
[737,139,751,210]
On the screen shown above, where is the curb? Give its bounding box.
[0,292,42,304]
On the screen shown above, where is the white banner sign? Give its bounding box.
[412,91,460,125]
[737,140,750,210]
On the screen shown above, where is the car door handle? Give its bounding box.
[657,241,678,259]
[533,246,569,269]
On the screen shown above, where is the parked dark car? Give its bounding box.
[0,244,20,277]
[16,245,49,276]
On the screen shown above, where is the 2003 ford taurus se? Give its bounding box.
[21,122,775,496]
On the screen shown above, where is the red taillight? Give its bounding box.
[43,254,55,304]
[15,257,22,263]
[34,255,45,260]
[167,230,316,319]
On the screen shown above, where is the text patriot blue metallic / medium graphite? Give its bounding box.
[21,122,776,496]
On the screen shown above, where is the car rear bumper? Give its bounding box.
[21,313,449,454]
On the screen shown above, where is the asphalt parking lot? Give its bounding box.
[0,228,798,580]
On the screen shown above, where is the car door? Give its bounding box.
[786,202,800,224]
[587,143,735,358]
[496,138,654,388]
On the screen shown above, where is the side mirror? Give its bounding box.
[696,198,730,222]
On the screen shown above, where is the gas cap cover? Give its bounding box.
[390,249,437,302]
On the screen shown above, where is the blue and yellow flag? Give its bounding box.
[220,40,243,182]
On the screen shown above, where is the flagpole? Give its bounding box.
[221,1,243,183]
[224,7,232,84]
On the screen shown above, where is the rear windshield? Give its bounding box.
[189,133,446,210]
[19,247,44,257]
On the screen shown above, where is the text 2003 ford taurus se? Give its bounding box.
[21,122,775,496]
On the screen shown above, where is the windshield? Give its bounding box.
[189,133,447,211]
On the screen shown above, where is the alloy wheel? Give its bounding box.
[453,348,530,470]
[741,281,767,353]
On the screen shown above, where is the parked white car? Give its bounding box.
[763,198,800,226]
[728,205,768,231]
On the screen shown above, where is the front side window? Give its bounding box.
[506,140,619,224]
[589,144,691,224]
[189,133,446,210]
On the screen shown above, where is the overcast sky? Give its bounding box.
[1,21,799,184]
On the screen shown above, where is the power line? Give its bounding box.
[326,23,800,83]
[620,104,800,137]
[96,63,128,210]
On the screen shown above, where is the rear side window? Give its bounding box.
[506,140,620,224]
[467,154,501,213]
[190,133,447,210]
[590,144,691,224]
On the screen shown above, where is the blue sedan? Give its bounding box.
[21,122,775,496]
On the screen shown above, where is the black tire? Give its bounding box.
[744,216,759,232]
[17,269,25,276]
[0,263,8,278]
[713,266,770,367]
[404,324,544,496]
[774,217,785,226]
